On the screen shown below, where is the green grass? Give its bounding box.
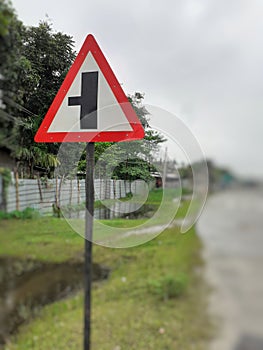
[4,227,212,350]
[0,189,190,258]
[1,189,212,349]
[0,217,83,262]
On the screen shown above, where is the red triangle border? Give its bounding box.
[34,34,144,143]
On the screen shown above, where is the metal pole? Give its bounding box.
[84,142,95,350]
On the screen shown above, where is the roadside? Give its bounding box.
[0,191,213,349]
[197,187,263,350]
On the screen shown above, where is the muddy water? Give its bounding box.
[64,202,158,220]
[0,257,109,347]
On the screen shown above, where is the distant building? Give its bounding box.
[151,172,162,188]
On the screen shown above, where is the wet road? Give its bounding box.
[197,187,263,350]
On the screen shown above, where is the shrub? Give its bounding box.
[148,273,188,300]
[0,207,40,220]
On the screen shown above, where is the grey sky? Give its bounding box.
[11,0,263,178]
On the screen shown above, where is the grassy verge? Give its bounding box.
[0,217,83,262]
[0,189,189,260]
[4,226,211,350]
[1,189,212,349]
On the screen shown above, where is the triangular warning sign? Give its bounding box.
[34,34,144,143]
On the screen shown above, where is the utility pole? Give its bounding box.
[162,147,168,188]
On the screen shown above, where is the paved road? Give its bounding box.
[197,187,263,350]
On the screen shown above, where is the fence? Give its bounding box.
[4,176,148,214]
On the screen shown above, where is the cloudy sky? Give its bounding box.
[12,0,263,178]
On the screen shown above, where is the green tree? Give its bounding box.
[0,0,14,37]
[112,158,156,182]
[0,14,76,177]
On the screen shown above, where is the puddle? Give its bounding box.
[64,203,158,220]
[0,257,109,347]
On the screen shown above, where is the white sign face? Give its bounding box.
[48,52,132,133]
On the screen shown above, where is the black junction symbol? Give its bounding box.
[68,71,98,129]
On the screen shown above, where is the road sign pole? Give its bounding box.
[84,142,95,350]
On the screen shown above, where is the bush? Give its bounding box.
[0,207,40,220]
[148,273,188,300]
[119,192,133,201]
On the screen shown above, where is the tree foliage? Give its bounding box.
[0,10,75,177]
[112,158,156,182]
[0,0,14,37]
